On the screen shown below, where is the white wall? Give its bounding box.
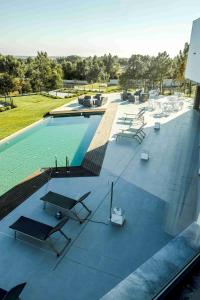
[109,79,119,85]
[185,18,200,83]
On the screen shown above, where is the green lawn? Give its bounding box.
[0,95,72,140]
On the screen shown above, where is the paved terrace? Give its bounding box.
[0,94,199,300]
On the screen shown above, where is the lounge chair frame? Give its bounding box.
[0,282,26,300]
[116,124,146,143]
[10,216,71,257]
[124,109,145,122]
[41,191,92,224]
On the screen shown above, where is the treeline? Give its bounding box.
[57,54,123,82]
[120,43,189,91]
[0,43,189,96]
[0,52,63,95]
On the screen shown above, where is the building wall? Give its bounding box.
[185,18,200,83]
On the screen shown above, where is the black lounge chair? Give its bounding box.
[0,282,26,300]
[41,191,92,224]
[10,216,71,257]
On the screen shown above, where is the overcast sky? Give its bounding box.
[0,0,200,57]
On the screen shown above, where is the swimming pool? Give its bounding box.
[0,114,102,196]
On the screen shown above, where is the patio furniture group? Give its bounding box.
[9,191,92,257]
[121,90,149,103]
[78,94,108,107]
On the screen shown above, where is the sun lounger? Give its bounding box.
[124,118,144,126]
[116,124,146,143]
[0,283,26,300]
[41,191,92,224]
[123,124,146,138]
[116,130,143,143]
[124,108,145,122]
[10,216,71,256]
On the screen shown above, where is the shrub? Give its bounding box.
[40,92,61,99]
[0,107,6,112]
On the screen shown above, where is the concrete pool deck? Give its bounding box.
[0,93,199,299]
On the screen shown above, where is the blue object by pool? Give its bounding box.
[0,114,101,196]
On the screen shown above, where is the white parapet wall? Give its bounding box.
[185,17,200,83]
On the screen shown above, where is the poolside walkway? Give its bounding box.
[0,94,199,300]
[82,102,118,175]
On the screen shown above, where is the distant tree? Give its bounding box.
[119,73,135,90]
[65,55,81,63]
[169,43,190,92]
[21,80,32,93]
[46,69,62,90]
[29,52,63,91]
[154,52,171,92]
[119,54,148,89]
[75,59,89,80]
[13,78,23,94]
[102,54,120,79]
[29,71,42,92]
[0,46,191,95]
[175,43,189,81]
[0,74,15,96]
[86,61,108,83]
[62,61,75,79]
[119,52,172,92]
[0,55,23,77]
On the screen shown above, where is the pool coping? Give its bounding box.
[0,170,50,220]
[82,102,118,175]
[0,118,45,146]
[49,107,107,116]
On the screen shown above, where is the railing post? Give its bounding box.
[193,85,200,110]
[55,155,58,172]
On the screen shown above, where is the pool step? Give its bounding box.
[42,166,96,177]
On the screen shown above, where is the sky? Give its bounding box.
[0,0,200,58]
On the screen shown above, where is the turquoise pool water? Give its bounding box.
[0,114,102,196]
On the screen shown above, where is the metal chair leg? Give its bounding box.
[48,237,60,257]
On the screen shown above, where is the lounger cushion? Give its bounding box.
[9,216,53,241]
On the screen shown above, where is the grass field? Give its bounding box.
[0,95,72,140]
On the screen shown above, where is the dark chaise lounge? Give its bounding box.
[0,282,26,300]
[41,191,92,223]
[9,216,71,257]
